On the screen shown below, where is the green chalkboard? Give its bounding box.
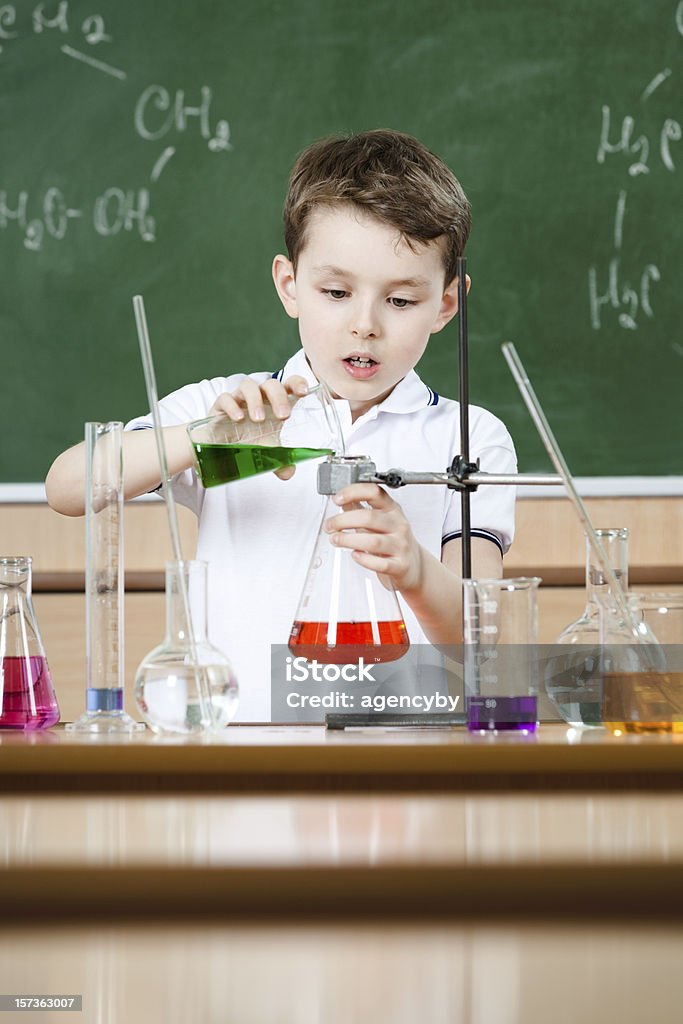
[2,0,681,482]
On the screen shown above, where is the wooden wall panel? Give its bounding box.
[2,498,680,583]
[33,593,165,724]
[506,497,683,582]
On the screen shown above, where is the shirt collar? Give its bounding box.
[276,349,436,416]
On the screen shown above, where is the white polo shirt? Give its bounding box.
[127,348,517,721]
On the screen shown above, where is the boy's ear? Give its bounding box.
[430,274,471,334]
[272,255,299,318]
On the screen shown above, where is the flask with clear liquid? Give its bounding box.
[545,528,631,727]
[0,556,60,730]
[134,560,239,733]
[289,496,410,664]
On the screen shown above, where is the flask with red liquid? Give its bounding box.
[289,496,410,665]
[0,556,59,729]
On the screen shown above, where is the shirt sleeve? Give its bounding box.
[441,408,517,555]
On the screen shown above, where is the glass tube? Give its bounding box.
[67,422,143,733]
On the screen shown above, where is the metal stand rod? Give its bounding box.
[372,470,563,489]
[457,257,471,580]
[467,473,562,487]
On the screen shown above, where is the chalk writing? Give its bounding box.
[150,147,176,183]
[590,4,679,331]
[60,43,124,79]
[134,85,232,154]
[597,102,680,176]
[588,191,660,331]
[93,188,155,242]
[32,1,69,34]
[641,67,672,102]
[81,13,110,45]
[0,7,17,40]
[0,2,113,58]
[0,186,155,251]
[3,6,232,251]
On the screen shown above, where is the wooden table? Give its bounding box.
[2,723,683,920]
[1,786,683,921]
[2,723,683,793]
[3,724,683,1021]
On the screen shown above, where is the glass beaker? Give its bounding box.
[0,557,59,730]
[134,560,239,734]
[463,577,541,732]
[289,496,410,664]
[602,592,683,734]
[187,381,344,487]
[545,528,628,727]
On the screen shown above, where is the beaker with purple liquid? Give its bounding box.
[463,577,541,733]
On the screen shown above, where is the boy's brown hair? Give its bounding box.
[283,129,471,284]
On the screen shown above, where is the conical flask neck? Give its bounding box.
[0,557,31,594]
[586,529,629,607]
[0,558,43,657]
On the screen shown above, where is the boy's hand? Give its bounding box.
[208,374,310,422]
[322,483,424,594]
[208,374,310,480]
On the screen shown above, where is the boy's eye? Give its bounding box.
[388,297,417,309]
[322,289,348,300]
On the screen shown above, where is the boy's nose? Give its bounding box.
[349,304,380,340]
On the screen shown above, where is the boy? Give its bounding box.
[46,129,516,721]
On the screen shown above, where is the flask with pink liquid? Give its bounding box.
[0,556,59,730]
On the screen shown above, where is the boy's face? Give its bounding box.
[272,205,463,418]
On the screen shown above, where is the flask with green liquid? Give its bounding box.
[187,381,344,487]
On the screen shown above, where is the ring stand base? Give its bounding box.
[66,710,145,733]
[325,712,466,731]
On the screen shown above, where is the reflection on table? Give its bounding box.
[1,921,682,1024]
[2,792,683,866]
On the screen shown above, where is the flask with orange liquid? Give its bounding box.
[289,493,410,666]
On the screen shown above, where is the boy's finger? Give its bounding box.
[332,483,393,508]
[324,509,381,534]
[261,378,294,419]
[210,393,245,420]
[275,465,296,481]
[283,375,311,397]
[329,531,391,555]
[236,379,267,422]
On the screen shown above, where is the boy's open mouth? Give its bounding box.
[345,356,376,367]
[343,354,380,380]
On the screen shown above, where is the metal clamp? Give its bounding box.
[317,455,563,495]
[317,456,377,494]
